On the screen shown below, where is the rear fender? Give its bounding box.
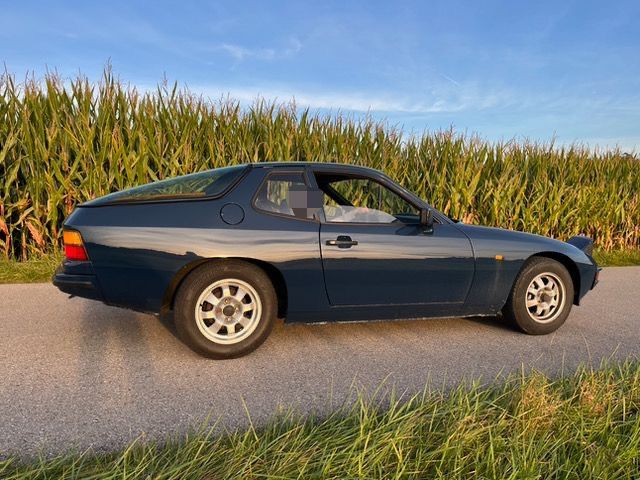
[162,257,288,318]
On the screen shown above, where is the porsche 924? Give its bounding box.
[53,162,600,358]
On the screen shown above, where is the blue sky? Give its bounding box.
[2,1,639,151]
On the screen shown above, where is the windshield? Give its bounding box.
[91,165,247,204]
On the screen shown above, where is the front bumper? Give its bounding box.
[592,266,602,289]
[52,267,104,301]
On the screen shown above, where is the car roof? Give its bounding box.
[248,161,382,175]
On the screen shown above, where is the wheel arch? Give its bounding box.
[528,251,581,305]
[162,257,288,317]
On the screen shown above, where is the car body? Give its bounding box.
[54,162,600,357]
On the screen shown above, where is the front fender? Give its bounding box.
[456,224,598,311]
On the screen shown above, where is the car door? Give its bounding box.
[314,171,475,306]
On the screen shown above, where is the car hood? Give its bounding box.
[454,223,592,262]
[456,223,563,245]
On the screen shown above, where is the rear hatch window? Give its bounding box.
[82,165,247,206]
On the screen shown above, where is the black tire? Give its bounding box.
[174,260,277,359]
[502,257,574,335]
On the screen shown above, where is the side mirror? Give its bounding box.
[420,207,434,233]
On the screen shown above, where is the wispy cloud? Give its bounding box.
[219,44,276,61]
[184,82,509,114]
[217,37,302,62]
[574,137,640,153]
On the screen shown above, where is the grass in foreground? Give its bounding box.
[1,248,638,284]
[1,361,639,479]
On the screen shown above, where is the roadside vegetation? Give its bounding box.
[0,253,62,283]
[2,360,639,479]
[0,69,638,262]
[593,248,640,267]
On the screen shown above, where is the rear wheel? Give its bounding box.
[502,257,574,335]
[174,261,277,358]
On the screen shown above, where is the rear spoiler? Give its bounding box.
[567,236,594,256]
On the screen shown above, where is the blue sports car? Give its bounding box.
[54,162,600,358]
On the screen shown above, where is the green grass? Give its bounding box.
[593,248,640,267]
[2,361,640,479]
[0,253,62,283]
[1,249,638,285]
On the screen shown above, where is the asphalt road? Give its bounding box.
[1,267,639,459]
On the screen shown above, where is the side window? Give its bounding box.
[316,175,418,224]
[254,172,316,220]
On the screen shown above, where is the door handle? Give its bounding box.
[326,235,358,248]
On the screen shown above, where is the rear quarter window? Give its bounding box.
[88,165,247,205]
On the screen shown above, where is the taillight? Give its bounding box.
[63,230,89,261]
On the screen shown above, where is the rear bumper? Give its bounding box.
[52,267,104,301]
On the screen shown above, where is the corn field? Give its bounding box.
[0,70,638,260]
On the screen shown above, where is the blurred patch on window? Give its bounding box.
[255,173,319,220]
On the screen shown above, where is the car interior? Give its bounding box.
[254,170,423,224]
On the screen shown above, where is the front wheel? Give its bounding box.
[174,261,277,359]
[502,257,574,335]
